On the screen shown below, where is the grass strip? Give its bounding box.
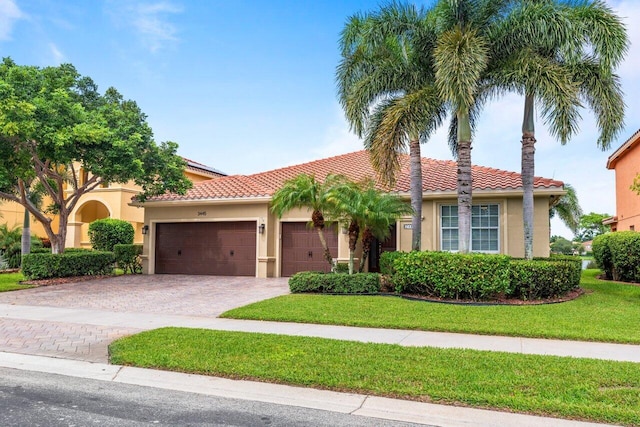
[109,328,640,426]
[0,272,30,292]
[221,270,640,344]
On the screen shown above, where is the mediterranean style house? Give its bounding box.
[605,129,640,232]
[0,159,225,247]
[134,151,566,277]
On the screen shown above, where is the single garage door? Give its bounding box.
[281,222,338,276]
[155,222,256,276]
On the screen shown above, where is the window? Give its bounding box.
[440,204,500,252]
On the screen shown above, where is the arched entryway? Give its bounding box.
[66,200,111,248]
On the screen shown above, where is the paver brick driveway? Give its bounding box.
[0,275,289,362]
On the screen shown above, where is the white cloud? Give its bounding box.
[49,43,64,64]
[0,0,23,41]
[108,1,182,53]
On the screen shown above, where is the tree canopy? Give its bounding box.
[0,58,191,252]
[575,212,610,242]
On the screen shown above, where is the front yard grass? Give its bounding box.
[221,270,640,344]
[0,272,30,292]
[109,328,640,426]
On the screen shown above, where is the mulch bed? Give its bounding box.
[398,287,586,306]
[19,275,117,287]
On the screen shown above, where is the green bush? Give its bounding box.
[4,237,44,269]
[88,219,134,252]
[114,244,143,274]
[22,251,115,280]
[379,251,407,276]
[509,259,581,300]
[333,263,349,274]
[592,233,613,279]
[392,252,511,301]
[289,272,380,294]
[30,247,52,254]
[608,231,640,282]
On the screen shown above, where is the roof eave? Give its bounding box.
[607,129,640,169]
[130,195,272,207]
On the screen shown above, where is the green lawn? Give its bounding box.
[221,270,640,344]
[0,272,30,292]
[109,328,640,426]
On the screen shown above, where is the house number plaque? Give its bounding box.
[197,211,207,216]
[403,224,412,229]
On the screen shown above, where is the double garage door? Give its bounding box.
[155,222,256,276]
[154,221,338,277]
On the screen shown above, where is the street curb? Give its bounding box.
[0,351,615,427]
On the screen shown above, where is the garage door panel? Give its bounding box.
[281,222,338,276]
[155,222,256,276]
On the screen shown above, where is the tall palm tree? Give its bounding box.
[327,179,412,274]
[550,183,582,235]
[20,180,46,258]
[431,0,511,253]
[488,0,627,259]
[337,4,446,251]
[271,174,343,269]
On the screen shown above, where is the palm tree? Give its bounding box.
[431,0,512,253]
[550,183,582,235]
[327,179,412,274]
[488,0,627,259]
[271,174,343,269]
[337,3,446,251]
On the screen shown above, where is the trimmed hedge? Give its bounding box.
[22,251,115,280]
[608,231,640,282]
[289,272,380,294]
[593,232,640,282]
[509,259,580,300]
[88,219,134,251]
[379,251,406,276]
[392,251,511,301]
[114,244,143,274]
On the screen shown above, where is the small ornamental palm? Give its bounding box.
[550,184,583,236]
[271,174,344,269]
[327,180,412,274]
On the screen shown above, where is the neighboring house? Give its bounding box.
[0,158,225,248]
[582,240,593,253]
[605,129,640,232]
[134,151,566,278]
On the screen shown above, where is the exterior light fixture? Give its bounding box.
[259,223,265,234]
[141,225,149,235]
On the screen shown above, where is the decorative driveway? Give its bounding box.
[0,275,289,362]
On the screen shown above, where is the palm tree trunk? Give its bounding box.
[312,209,334,269]
[522,94,536,260]
[457,111,472,254]
[409,136,422,251]
[348,220,359,274]
[359,228,373,273]
[21,209,31,262]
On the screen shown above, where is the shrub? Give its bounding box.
[88,219,134,252]
[509,259,581,300]
[607,231,640,282]
[3,236,44,269]
[333,263,349,274]
[114,244,143,274]
[592,233,613,279]
[392,251,511,301]
[22,251,115,280]
[379,251,407,276]
[289,272,380,294]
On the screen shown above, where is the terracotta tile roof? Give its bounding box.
[149,150,564,202]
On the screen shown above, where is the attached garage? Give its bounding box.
[155,221,256,276]
[281,222,338,276]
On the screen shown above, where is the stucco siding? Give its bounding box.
[615,152,640,231]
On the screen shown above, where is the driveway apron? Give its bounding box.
[0,275,290,362]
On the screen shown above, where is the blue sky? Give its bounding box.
[1,0,639,239]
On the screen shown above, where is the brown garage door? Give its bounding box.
[155,222,256,276]
[281,222,338,276]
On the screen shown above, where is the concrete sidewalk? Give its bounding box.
[0,352,613,427]
[2,303,639,363]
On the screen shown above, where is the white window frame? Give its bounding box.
[439,204,500,253]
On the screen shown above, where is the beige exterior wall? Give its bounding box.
[0,198,60,241]
[141,191,553,277]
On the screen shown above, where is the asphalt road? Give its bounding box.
[0,367,430,427]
